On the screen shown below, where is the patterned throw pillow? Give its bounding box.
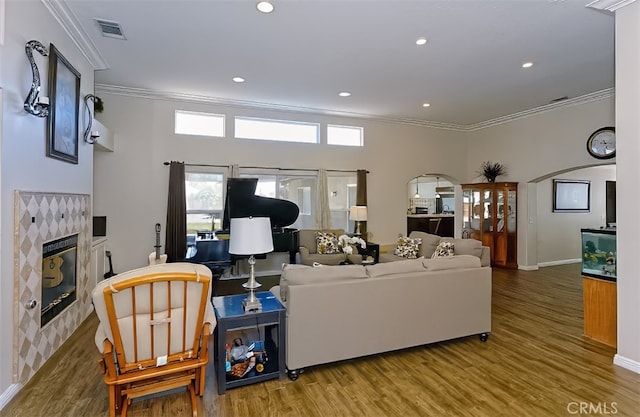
[432,241,455,258]
[394,236,422,259]
[316,232,340,254]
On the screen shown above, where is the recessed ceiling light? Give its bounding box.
[522,62,534,68]
[257,1,274,13]
[339,92,351,97]
[416,37,428,46]
[422,103,431,108]
[232,76,245,83]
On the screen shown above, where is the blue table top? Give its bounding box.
[213,291,284,319]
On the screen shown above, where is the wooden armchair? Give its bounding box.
[92,263,216,417]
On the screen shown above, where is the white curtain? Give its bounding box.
[315,169,331,229]
[228,164,239,178]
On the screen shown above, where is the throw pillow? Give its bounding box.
[316,232,340,254]
[432,241,455,258]
[440,238,482,258]
[394,236,422,259]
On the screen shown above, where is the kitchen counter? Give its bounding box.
[407,215,454,237]
[407,214,454,218]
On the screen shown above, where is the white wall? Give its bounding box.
[93,94,469,272]
[536,166,615,265]
[466,97,615,267]
[0,0,94,402]
[613,0,640,373]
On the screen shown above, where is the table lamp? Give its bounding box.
[349,206,368,236]
[229,217,274,312]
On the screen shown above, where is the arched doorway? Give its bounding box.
[525,163,615,268]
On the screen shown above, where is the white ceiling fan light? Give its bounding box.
[522,61,534,68]
[416,37,428,46]
[257,1,274,13]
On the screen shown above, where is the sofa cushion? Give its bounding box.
[423,254,481,271]
[441,237,483,258]
[394,236,421,258]
[286,264,368,285]
[408,232,441,258]
[316,232,341,254]
[366,259,425,278]
[432,241,455,258]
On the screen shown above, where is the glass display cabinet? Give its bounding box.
[462,182,518,268]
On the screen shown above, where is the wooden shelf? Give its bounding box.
[583,276,617,347]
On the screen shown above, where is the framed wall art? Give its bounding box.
[47,43,80,164]
[553,179,590,213]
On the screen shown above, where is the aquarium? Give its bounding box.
[581,228,617,281]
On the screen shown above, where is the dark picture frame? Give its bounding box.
[553,179,590,213]
[47,43,80,164]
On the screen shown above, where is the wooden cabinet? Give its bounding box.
[583,276,617,347]
[462,182,517,268]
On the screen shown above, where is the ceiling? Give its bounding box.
[61,0,615,129]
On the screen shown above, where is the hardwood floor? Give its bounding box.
[3,264,639,416]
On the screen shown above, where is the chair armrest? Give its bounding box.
[94,323,109,353]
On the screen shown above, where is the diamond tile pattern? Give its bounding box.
[14,192,91,384]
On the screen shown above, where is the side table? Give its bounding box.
[212,291,286,394]
[359,241,380,263]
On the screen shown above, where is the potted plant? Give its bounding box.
[477,161,506,183]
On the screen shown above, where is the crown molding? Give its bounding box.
[586,0,637,12]
[466,88,615,131]
[41,0,108,70]
[96,84,615,132]
[95,84,468,131]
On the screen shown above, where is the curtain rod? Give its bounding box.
[163,161,368,174]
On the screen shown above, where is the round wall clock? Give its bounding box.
[586,127,616,159]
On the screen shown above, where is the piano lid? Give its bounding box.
[222,178,300,230]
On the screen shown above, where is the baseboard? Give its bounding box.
[537,258,581,268]
[519,264,539,271]
[0,383,23,411]
[614,354,640,374]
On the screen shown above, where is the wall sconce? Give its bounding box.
[24,40,49,117]
[83,94,100,144]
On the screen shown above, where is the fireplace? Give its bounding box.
[41,234,78,327]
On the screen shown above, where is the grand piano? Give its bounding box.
[186,178,300,275]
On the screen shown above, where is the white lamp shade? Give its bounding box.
[228,217,274,255]
[349,206,368,221]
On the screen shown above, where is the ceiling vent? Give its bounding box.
[95,19,126,40]
[549,96,569,104]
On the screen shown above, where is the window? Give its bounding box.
[185,171,225,233]
[328,175,358,231]
[327,124,363,146]
[175,110,225,137]
[241,173,316,229]
[297,187,311,215]
[235,117,319,143]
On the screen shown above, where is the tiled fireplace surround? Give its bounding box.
[13,191,92,384]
